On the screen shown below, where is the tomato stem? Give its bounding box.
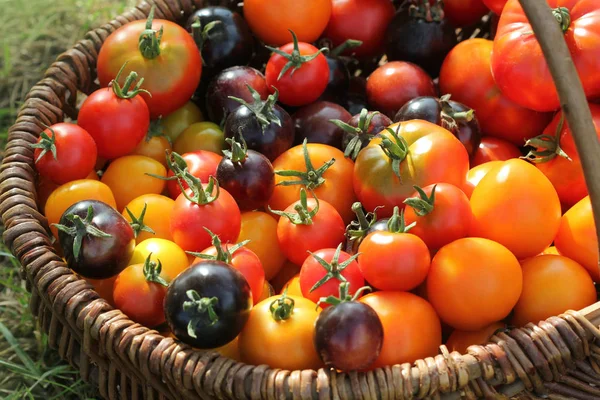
[269,289,295,321]
[142,253,169,287]
[308,244,360,293]
[409,0,444,22]
[265,30,329,81]
[403,185,436,217]
[317,282,372,307]
[53,205,112,261]
[523,113,572,163]
[110,62,151,100]
[183,290,220,337]
[223,133,248,163]
[145,118,170,144]
[332,108,380,161]
[30,125,57,163]
[125,203,156,239]
[269,188,319,225]
[139,6,163,59]
[275,139,335,190]
[191,17,222,65]
[187,228,250,264]
[387,206,416,234]
[345,202,380,244]
[552,7,571,33]
[380,125,409,180]
[439,94,474,134]
[330,39,363,57]
[229,85,282,134]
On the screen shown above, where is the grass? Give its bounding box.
[0,0,134,398]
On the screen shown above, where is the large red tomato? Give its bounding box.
[492,0,600,112]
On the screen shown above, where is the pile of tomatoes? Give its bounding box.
[31,0,600,373]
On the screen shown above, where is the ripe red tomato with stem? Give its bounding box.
[97,7,202,118]
[31,123,97,185]
[471,136,522,167]
[298,244,364,307]
[358,207,431,291]
[265,31,330,107]
[78,64,149,160]
[273,189,346,266]
[165,150,222,199]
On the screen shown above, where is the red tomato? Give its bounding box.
[404,183,473,250]
[366,62,436,117]
[298,246,364,307]
[470,159,562,260]
[554,196,599,282]
[471,136,522,167]
[97,10,201,118]
[354,121,470,217]
[446,322,506,354]
[32,123,97,185]
[166,151,222,199]
[527,105,600,208]
[265,34,329,107]
[323,0,395,58]
[464,161,503,198]
[482,0,507,14]
[492,0,600,112]
[443,0,490,27]
[360,292,442,368]
[440,39,552,145]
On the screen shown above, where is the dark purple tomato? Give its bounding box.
[185,7,254,79]
[385,4,458,78]
[293,101,351,149]
[164,260,252,349]
[338,109,392,160]
[314,297,384,371]
[206,66,269,125]
[321,56,351,102]
[394,95,481,157]
[216,138,275,211]
[340,76,369,115]
[55,200,135,279]
[223,88,294,161]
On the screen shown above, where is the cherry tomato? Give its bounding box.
[265,33,330,107]
[174,122,225,155]
[236,211,287,280]
[128,238,189,282]
[101,155,166,211]
[281,274,302,297]
[131,130,172,168]
[161,102,204,143]
[471,136,522,167]
[238,294,322,370]
[243,0,331,46]
[45,179,116,238]
[360,291,442,369]
[97,10,202,118]
[37,170,98,214]
[470,159,562,260]
[445,322,506,354]
[271,260,301,293]
[427,237,523,330]
[166,151,222,199]
[258,282,275,303]
[404,183,473,250]
[323,0,395,58]
[213,337,241,362]
[31,123,97,185]
[512,255,596,327]
[464,161,503,198]
[482,0,507,14]
[269,142,357,223]
[85,276,117,307]
[122,194,174,244]
[555,196,599,282]
[443,0,490,27]
[366,62,436,118]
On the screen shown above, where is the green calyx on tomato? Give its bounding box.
[275,139,335,190]
[223,135,248,164]
[329,39,363,58]
[380,126,410,179]
[439,94,474,133]
[141,253,169,287]
[187,227,251,264]
[331,108,379,161]
[552,7,571,33]
[308,243,360,293]
[523,114,572,163]
[30,126,57,163]
[409,0,444,22]
[182,290,220,336]
[229,85,282,133]
[270,188,319,225]
[53,205,112,261]
[110,62,151,100]
[160,151,221,205]
[387,206,416,233]
[269,289,295,321]
[317,282,371,308]
[191,17,221,64]
[138,6,163,59]
[146,118,171,145]
[346,202,380,243]
[404,185,437,217]
[266,30,329,81]
[124,203,156,239]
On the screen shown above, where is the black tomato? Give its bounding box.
[321,56,350,102]
[314,283,383,371]
[394,95,481,157]
[385,2,458,78]
[185,7,254,79]
[55,200,135,279]
[223,87,294,161]
[339,76,369,115]
[216,137,275,211]
[205,66,269,125]
[164,260,252,349]
[292,101,351,149]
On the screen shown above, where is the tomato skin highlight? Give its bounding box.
[166,151,222,199]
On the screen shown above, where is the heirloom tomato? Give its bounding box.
[122,194,175,244]
[128,238,189,282]
[174,122,225,155]
[483,0,507,14]
[131,124,172,168]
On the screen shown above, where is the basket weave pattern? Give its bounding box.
[3,0,600,398]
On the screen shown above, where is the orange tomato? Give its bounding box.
[445,322,506,354]
[131,135,172,167]
[542,246,559,255]
[280,274,302,297]
[427,237,522,331]
[463,161,503,198]
[122,194,175,244]
[85,275,117,307]
[37,170,99,213]
[213,336,241,361]
[258,281,275,303]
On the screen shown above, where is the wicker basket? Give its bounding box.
[2,0,600,398]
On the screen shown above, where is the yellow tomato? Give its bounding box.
[131,135,172,167]
[122,194,175,244]
[162,101,204,142]
[280,274,302,297]
[174,122,225,155]
[128,238,190,282]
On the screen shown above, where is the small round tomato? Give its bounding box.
[269,142,356,223]
[265,33,330,107]
[258,282,275,303]
[471,136,522,167]
[113,255,169,327]
[237,211,287,280]
[31,123,97,185]
[299,245,364,307]
[243,0,331,46]
[470,159,562,260]
[445,322,506,354]
[443,0,490,27]
[464,161,503,198]
[270,261,301,293]
[174,122,225,155]
[404,183,473,250]
[427,237,523,330]
[166,151,222,199]
[130,123,172,167]
[555,196,599,282]
[128,238,190,282]
[366,62,436,118]
[482,0,507,14]
[85,275,117,307]
[101,155,166,211]
[161,102,204,143]
[512,255,596,327]
[122,194,174,244]
[238,294,322,370]
[46,179,116,238]
[360,291,441,369]
[37,170,98,214]
[281,274,302,297]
